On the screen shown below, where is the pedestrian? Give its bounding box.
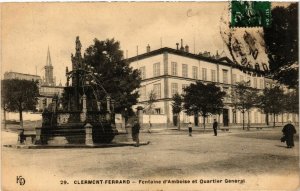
[282,119,297,148]
[148,121,152,133]
[132,118,141,147]
[188,122,192,136]
[213,119,218,136]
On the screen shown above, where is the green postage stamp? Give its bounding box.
[231,1,271,28]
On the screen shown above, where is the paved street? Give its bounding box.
[2,126,299,191]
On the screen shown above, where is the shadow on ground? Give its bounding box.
[230,131,299,142]
[126,154,298,179]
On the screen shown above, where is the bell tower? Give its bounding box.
[44,47,55,86]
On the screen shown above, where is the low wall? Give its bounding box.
[4,112,42,121]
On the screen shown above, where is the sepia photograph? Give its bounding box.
[1,1,299,191]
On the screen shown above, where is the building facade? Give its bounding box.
[4,72,42,82]
[127,46,298,127]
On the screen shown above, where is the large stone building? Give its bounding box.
[126,44,298,128]
[4,72,41,82]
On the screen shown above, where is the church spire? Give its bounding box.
[47,46,52,66]
[44,46,54,86]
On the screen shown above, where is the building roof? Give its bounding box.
[40,85,64,88]
[4,71,41,78]
[125,47,266,75]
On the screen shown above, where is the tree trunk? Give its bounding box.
[203,115,206,131]
[247,111,250,131]
[148,113,152,133]
[19,109,23,129]
[242,112,245,130]
[266,113,269,126]
[273,113,276,128]
[3,109,7,130]
[177,113,180,131]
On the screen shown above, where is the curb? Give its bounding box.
[3,141,151,149]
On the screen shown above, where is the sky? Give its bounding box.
[0,2,290,85]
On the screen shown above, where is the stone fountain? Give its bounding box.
[34,36,118,145]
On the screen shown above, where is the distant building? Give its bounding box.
[126,42,298,127]
[4,72,41,82]
[38,47,64,111]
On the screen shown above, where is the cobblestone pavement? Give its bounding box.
[2,127,299,191]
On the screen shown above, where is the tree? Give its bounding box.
[144,90,157,132]
[283,89,299,122]
[183,82,226,129]
[257,86,285,128]
[1,81,10,130]
[171,93,183,130]
[263,3,298,88]
[231,82,258,130]
[83,38,141,116]
[1,79,39,129]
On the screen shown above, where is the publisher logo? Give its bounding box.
[16,176,26,185]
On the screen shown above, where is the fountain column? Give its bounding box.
[106,95,111,121]
[85,123,93,145]
[81,94,87,122]
[43,98,47,111]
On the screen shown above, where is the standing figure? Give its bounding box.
[188,122,193,136]
[132,118,141,147]
[282,120,297,148]
[213,119,218,136]
[148,121,152,133]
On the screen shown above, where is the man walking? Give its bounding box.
[213,119,218,136]
[282,119,297,148]
[132,118,141,147]
[188,122,193,136]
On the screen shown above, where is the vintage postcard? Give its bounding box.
[1,1,299,191]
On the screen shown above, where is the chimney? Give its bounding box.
[146,44,150,53]
[185,45,189,53]
[176,43,179,50]
[180,39,184,51]
[215,50,220,59]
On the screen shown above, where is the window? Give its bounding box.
[223,87,229,102]
[153,63,160,77]
[183,113,189,123]
[253,78,257,88]
[140,86,146,101]
[154,108,161,115]
[247,77,251,86]
[222,69,228,84]
[153,83,161,99]
[171,62,178,76]
[139,66,146,80]
[192,66,198,79]
[202,68,207,81]
[232,74,237,84]
[211,70,216,82]
[254,112,258,123]
[182,84,189,93]
[232,109,237,123]
[182,64,188,78]
[262,113,265,123]
[171,83,178,96]
[259,79,264,89]
[240,75,244,82]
